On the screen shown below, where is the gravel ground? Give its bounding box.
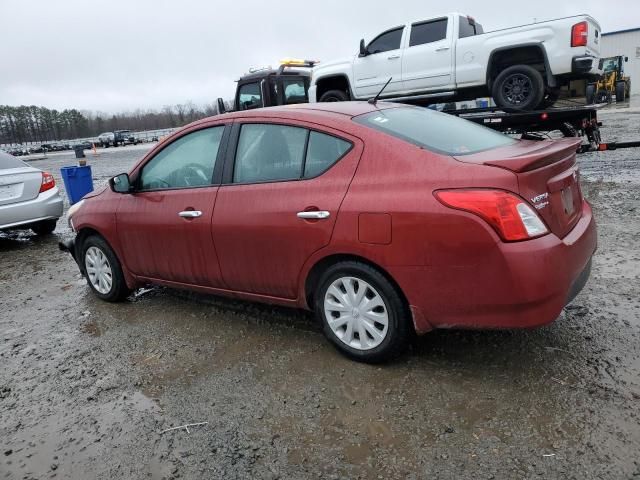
[1,102,639,479]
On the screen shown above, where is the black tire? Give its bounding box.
[31,219,57,235]
[586,83,596,104]
[314,261,411,363]
[319,89,350,102]
[492,64,545,112]
[80,234,131,302]
[615,81,626,102]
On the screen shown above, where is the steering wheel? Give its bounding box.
[181,163,210,186]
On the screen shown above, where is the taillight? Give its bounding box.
[571,21,588,47]
[39,172,55,193]
[435,189,548,242]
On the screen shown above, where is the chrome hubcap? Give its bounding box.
[324,276,389,351]
[85,246,113,294]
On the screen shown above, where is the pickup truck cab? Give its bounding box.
[309,13,602,110]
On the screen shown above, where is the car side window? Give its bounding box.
[409,19,448,46]
[140,127,224,190]
[367,27,404,54]
[238,82,262,110]
[234,124,307,183]
[459,17,482,38]
[304,131,351,178]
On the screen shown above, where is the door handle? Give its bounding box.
[435,47,450,52]
[178,210,202,218]
[297,211,330,220]
[387,54,401,60]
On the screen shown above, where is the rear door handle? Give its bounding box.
[179,210,202,218]
[297,211,330,220]
[387,54,401,60]
[435,47,450,52]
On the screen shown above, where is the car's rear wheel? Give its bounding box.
[315,261,411,363]
[319,89,350,102]
[81,235,131,302]
[31,219,57,235]
[492,65,545,112]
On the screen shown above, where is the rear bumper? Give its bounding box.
[571,55,602,77]
[0,187,64,229]
[395,200,597,333]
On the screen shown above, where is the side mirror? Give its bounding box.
[624,56,629,62]
[216,97,226,114]
[359,39,368,57]
[110,173,132,193]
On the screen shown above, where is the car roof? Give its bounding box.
[214,101,402,123]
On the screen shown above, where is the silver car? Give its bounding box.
[0,151,64,235]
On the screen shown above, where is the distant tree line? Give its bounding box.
[0,101,225,145]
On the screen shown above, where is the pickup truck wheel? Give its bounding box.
[319,89,350,102]
[492,65,545,112]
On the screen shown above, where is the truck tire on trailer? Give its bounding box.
[319,89,350,102]
[586,84,596,104]
[615,81,626,102]
[492,65,545,112]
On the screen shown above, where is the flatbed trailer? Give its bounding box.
[440,104,640,154]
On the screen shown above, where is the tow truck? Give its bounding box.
[217,58,315,113]
[218,59,638,155]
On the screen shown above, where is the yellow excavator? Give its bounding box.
[587,56,632,104]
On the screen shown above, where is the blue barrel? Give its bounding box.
[60,165,94,205]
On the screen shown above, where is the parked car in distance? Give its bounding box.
[0,151,63,235]
[310,12,602,111]
[99,130,138,147]
[60,102,596,362]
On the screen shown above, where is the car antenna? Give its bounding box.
[368,77,392,105]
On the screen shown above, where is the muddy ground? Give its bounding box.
[1,103,639,479]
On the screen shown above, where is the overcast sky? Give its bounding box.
[1,0,638,113]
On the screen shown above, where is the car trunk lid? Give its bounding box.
[0,167,43,206]
[454,138,584,238]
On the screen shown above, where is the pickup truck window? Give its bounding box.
[409,19,447,47]
[354,107,515,156]
[367,27,404,54]
[459,17,483,38]
[238,82,262,110]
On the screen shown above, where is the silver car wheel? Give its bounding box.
[85,246,113,295]
[324,276,389,351]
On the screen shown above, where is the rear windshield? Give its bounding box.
[0,152,27,169]
[353,106,515,155]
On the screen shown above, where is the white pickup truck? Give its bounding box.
[309,13,602,110]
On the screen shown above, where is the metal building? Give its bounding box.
[601,27,640,95]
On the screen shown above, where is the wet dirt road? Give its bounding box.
[1,107,639,479]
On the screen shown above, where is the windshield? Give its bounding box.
[354,106,516,155]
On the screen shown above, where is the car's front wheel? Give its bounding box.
[492,65,545,112]
[81,235,131,302]
[315,261,411,363]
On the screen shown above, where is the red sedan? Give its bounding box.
[61,102,596,362]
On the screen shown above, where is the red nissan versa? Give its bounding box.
[60,102,596,362]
